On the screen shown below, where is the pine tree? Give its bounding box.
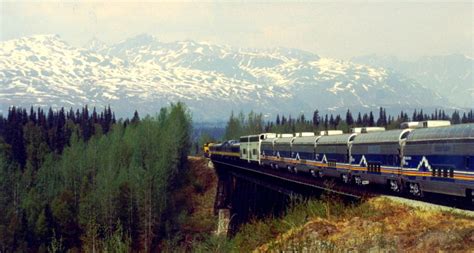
[312,110,320,129]
[345,109,354,126]
[356,112,362,126]
[131,110,140,124]
[369,112,375,126]
[324,114,329,130]
[452,110,461,124]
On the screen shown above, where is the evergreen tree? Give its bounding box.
[452,110,461,124]
[324,114,329,130]
[356,112,362,126]
[345,109,354,126]
[312,110,320,129]
[368,111,375,126]
[131,110,140,124]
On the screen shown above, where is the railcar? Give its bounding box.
[240,135,259,163]
[240,133,277,164]
[261,134,279,167]
[272,134,296,170]
[291,133,321,175]
[208,140,240,160]
[351,129,411,190]
[403,123,474,197]
[314,133,357,183]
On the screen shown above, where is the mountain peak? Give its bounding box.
[84,37,108,52]
[0,34,71,54]
[120,33,157,45]
[28,34,61,40]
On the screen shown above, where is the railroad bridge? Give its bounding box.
[211,159,362,236]
[210,158,474,236]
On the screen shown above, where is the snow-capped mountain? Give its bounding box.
[352,54,474,108]
[0,34,451,120]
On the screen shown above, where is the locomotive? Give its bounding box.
[208,121,474,200]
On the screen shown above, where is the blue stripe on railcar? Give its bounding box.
[261,149,274,156]
[317,153,347,163]
[404,154,471,172]
[277,150,292,158]
[296,151,314,160]
[352,154,399,167]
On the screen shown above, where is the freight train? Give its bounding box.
[207,121,474,200]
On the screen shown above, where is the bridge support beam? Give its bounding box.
[216,209,230,236]
[213,161,234,236]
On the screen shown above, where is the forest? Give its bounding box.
[0,104,192,252]
[223,108,474,140]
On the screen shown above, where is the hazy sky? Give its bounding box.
[0,1,472,60]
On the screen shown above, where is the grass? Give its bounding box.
[188,198,347,253]
[256,197,474,252]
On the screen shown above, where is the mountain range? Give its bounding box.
[352,54,473,108]
[0,34,471,121]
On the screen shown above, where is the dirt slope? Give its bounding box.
[256,197,474,252]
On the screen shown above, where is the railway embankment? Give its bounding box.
[255,197,474,252]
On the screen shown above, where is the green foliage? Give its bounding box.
[224,111,264,140]
[0,103,193,251]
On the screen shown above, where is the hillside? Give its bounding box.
[192,194,474,252]
[0,34,452,121]
[256,197,474,252]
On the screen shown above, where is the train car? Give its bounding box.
[403,123,474,197]
[261,134,279,167]
[351,129,411,189]
[209,140,240,161]
[272,134,296,170]
[240,133,277,164]
[314,133,357,183]
[292,133,322,174]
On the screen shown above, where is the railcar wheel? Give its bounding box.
[389,180,401,193]
[354,176,362,185]
[318,171,323,178]
[342,174,350,184]
[409,183,423,197]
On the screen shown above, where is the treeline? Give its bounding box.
[224,108,474,140]
[0,106,123,170]
[0,103,192,252]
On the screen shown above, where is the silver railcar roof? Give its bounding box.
[407,123,474,142]
[293,136,322,145]
[316,133,357,145]
[261,137,278,144]
[274,136,295,144]
[352,129,411,145]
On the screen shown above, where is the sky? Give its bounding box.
[0,1,472,60]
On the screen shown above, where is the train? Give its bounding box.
[207,121,474,200]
